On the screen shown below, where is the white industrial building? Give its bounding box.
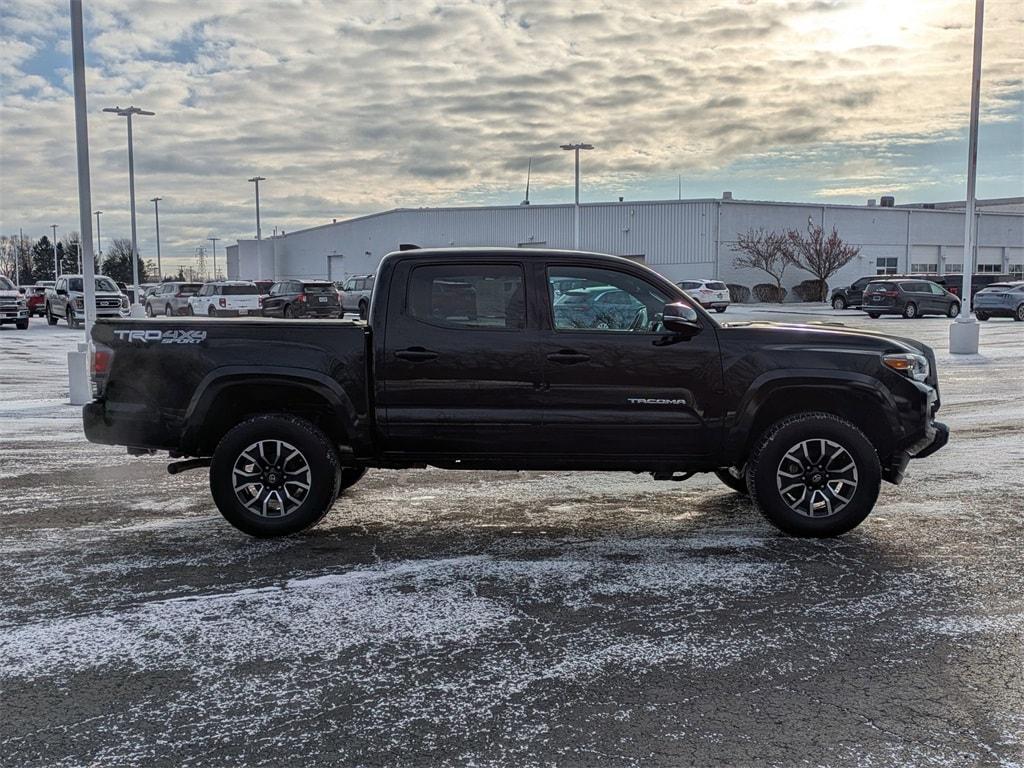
[227,195,1024,295]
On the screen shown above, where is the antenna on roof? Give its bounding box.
[521,158,532,205]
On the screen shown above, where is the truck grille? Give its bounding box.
[98,299,119,308]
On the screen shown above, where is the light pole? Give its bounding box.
[50,224,59,278]
[248,176,266,279]
[104,105,154,308]
[151,198,162,279]
[208,237,219,280]
[950,0,985,355]
[94,210,102,260]
[559,143,594,249]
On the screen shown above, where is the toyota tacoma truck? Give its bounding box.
[83,248,948,538]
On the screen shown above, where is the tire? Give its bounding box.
[745,412,881,537]
[46,304,57,325]
[187,304,195,316]
[336,466,368,499]
[715,306,727,314]
[1016,304,1024,322]
[145,302,155,318]
[67,306,79,328]
[15,318,29,330]
[358,300,368,321]
[283,304,292,318]
[208,306,217,317]
[867,313,880,319]
[832,297,847,310]
[902,302,917,319]
[976,311,989,321]
[165,304,174,317]
[714,466,748,495]
[209,414,341,537]
[947,302,960,318]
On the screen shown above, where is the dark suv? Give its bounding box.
[261,280,342,318]
[864,279,961,319]
[830,276,876,309]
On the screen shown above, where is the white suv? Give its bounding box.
[187,281,261,317]
[676,279,730,313]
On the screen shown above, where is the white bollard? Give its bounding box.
[949,318,981,355]
[68,350,90,405]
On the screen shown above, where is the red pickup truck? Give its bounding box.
[23,285,48,317]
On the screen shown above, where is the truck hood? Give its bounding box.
[718,319,930,356]
[0,290,23,299]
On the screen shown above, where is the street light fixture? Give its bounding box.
[50,224,59,278]
[559,143,594,249]
[150,198,162,279]
[248,176,266,279]
[104,105,154,307]
[208,237,220,280]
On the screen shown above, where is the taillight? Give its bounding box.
[219,297,227,307]
[90,343,113,398]
[298,294,307,303]
[258,295,264,306]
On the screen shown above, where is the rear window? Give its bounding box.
[222,284,258,296]
[178,283,202,295]
[865,282,894,292]
[303,283,335,293]
[706,281,727,291]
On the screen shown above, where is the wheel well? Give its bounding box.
[744,389,894,461]
[197,382,349,454]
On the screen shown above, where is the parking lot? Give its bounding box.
[1,308,1022,767]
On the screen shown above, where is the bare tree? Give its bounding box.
[787,224,861,301]
[731,227,792,302]
[0,236,16,280]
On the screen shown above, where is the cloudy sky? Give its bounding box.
[1,0,1022,271]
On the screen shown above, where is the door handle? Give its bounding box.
[547,350,590,364]
[395,347,438,362]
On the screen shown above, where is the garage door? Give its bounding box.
[327,254,344,281]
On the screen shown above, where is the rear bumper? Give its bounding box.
[83,400,178,451]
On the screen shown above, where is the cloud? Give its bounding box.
[0,0,1022,269]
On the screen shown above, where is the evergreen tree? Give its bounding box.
[100,238,150,284]
[31,236,57,282]
[60,234,86,275]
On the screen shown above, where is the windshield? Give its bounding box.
[0,276,14,291]
[67,277,119,292]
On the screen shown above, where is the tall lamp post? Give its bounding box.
[94,210,102,259]
[51,224,59,278]
[950,0,985,355]
[208,237,220,280]
[559,143,593,249]
[104,105,154,309]
[150,197,162,279]
[248,176,266,279]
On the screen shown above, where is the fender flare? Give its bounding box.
[181,366,363,453]
[725,369,902,456]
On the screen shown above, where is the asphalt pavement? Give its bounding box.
[1,308,1022,767]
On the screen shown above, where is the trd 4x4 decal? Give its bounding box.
[113,329,207,344]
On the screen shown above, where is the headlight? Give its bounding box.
[883,353,929,382]
[120,297,129,308]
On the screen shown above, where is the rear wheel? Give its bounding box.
[210,415,341,537]
[902,302,918,319]
[67,306,80,328]
[283,304,292,318]
[208,306,217,317]
[46,304,57,325]
[165,304,174,317]
[145,302,155,318]
[832,297,847,310]
[714,466,748,495]
[947,302,960,318]
[867,312,880,319]
[187,304,194,316]
[715,306,727,313]
[746,412,880,537]
[976,310,989,321]
[358,300,368,321]
[1016,304,1024,322]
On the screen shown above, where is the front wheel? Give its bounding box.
[1016,304,1024,322]
[46,304,57,325]
[15,318,29,330]
[746,412,881,537]
[208,306,217,317]
[165,304,174,317]
[358,301,368,321]
[715,306,727,314]
[976,311,989,321]
[67,306,80,328]
[187,304,195,316]
[714,466,748,495]
[902,302,918,319]
[947,302,960,318]
[210,415,341,537]
[832,297,847,310]
[145,302,155,318]
[867,312,880,319]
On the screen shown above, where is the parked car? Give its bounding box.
[676,279,730,313]
[22,285,48,316]
[863,279,961,319]
[45,275,129,327]
[85,247,948,539]
[145,282,203,317]
[830,276,876,309]
[338,274,374,319]
[553,284,649,330]
[187,281,261,317]
[262,280,343,319]
[253,280,274,297]
[0,275,29,329]
[973,281,1024,321]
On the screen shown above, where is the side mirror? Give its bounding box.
[662,302,701,334]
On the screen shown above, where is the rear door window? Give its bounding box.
[407,264,525,330]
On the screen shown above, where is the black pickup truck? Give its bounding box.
[84,248,948,538]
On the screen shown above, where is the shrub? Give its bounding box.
[792,279,827,302]
[753,283,788,303]
[726,283,751,303]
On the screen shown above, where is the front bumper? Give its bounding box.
[0,308,28,320]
